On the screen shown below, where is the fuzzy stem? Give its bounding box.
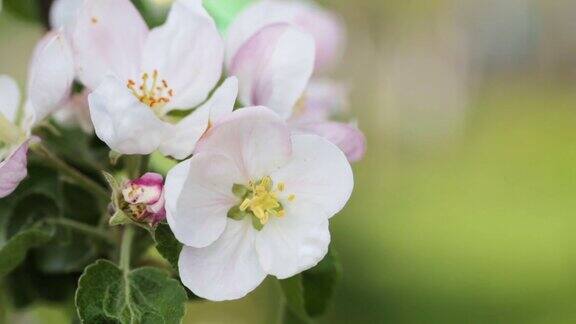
[119,225,135,272]
[47,218,115,244]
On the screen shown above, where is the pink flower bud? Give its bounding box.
[122,172,166,225]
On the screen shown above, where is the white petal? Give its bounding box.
[206,76,238,123]
[49,0,83,30]
[228,23,315,119]
[0,142,29,198]
[72,0,147,89]
[271,134,353,218]
[142,0,224,110]
[165,153,242,248]
[0,75,21,123]
[52,90,94,134]
[179,218,266,301]
[196,107,292,180]
[292,121,366,163]
[255,201,330,279]
[159,105,209,160]
[225,0,344,72]
[88,76,168,154]
[158,77,237,159]
[225,1,298,67]
[28,32,75,121]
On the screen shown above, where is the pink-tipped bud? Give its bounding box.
[121,172,166,225]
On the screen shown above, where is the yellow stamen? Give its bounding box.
[127,70,174,109]
[238,176,295,226]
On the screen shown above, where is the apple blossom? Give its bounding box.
[121,172,166,225]
[290,79,366,162]
[53,90,94,134]
[165,107,353,301]
[73,0,236,158]
[226,1,366,162]
[0,31,75,198]
[225,0,346,73]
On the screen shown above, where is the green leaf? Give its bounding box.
[0,193,59,278]
[33,182,100,274]
[280,247,342,322]
[5,259,79,309]
[153,223,182,272]
[75,259,187,324]
[0,226,53,278]
[2,0,40,23]
[280,275,311,323]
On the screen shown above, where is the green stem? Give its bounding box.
[30,144,109,201]
[125,155,149,179]
[119,225,135,272]
[46,218,115,245]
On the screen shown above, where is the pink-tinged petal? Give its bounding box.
[49,0,83,30]
[0,142,29,198]
[205,76,238,124]
[292,121,366,163]
[226,0,345,73]
[271,134,353,218]
[28,32,75,121]
[122,172,164,205]
[53,90,94,133]
[196,107,292,180]
[88,76,169,154]
[159,77,237,159]
[290,3,345,72]
[142,0,224,110]
[255,201,330,279]
[179,218,266,301]
[296,79,350,122]
[0,75,21,123]
[72,0,147,90]
[165,153,241,248]
[228,23,315,119]
[144,190,166,225]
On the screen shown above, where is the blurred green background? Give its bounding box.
[3,0,576,323]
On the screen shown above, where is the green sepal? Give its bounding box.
[227,205,251,221]
[232,183,249,198]
[108,151,123,166]
[109,210,131,226]
[251,215,264,231]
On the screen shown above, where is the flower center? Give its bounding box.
[127,70,174,110]
[228,176,296,230]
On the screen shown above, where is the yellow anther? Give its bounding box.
[288,194,296,202]
[127,70,174,109]
[236,176,295,227]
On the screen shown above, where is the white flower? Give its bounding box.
[225,2,366,162]
[72,0,236,158]
[165,107,353,301]
[0,31,75,198]
[226,0,346,73]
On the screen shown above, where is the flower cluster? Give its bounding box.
[0,0,365,304]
